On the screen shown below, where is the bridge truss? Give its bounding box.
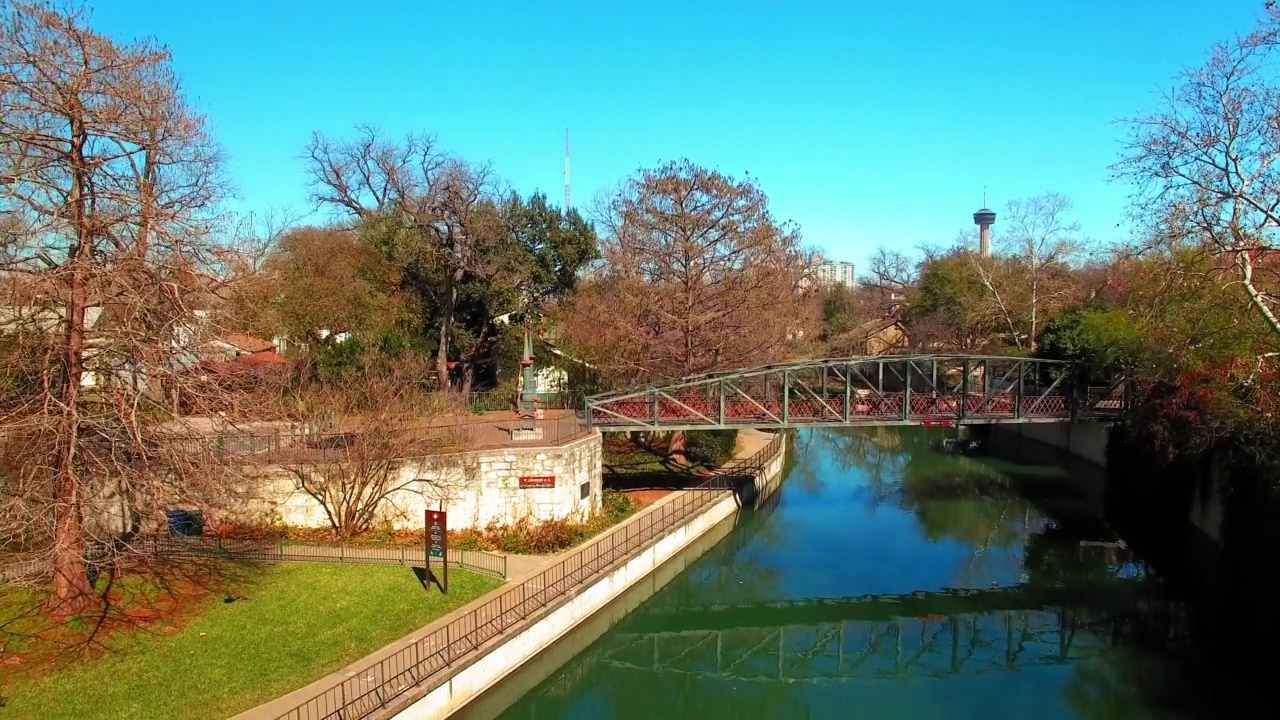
[585,354,1126,432]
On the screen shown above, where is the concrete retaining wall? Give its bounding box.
[395,432,787,719]
[1004,421,1110,467]
[242,433,603,531]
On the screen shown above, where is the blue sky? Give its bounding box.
[90,0,1265,271]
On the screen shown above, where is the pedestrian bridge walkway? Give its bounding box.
[585,354,1126,432]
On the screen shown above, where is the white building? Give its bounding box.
[815,260,856,288]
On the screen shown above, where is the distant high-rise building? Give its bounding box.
[815,260,856,288]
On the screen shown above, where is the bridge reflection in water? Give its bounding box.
[593,592,1179,685]
[495,428,1193,719]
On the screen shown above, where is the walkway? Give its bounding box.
[234,429,780,720]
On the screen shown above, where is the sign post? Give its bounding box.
[426,509,448,593]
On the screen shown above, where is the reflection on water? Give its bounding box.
[495,428,1202,720]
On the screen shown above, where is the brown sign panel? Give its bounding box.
[425,509,447,592]
[426,510,446,559]
[519,475,556,489]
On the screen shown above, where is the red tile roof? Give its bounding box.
[219,332,276,354]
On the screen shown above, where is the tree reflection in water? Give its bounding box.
[809,427,1049,585]
[496,427,1206,720]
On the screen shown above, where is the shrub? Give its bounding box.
[216,491,643,556]
[601,489,636,522]
[685,429,738,466]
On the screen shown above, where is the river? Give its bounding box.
[485,427,1208,719]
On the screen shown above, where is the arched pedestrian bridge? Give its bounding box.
[585,354,1126,432]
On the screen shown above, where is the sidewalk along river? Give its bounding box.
[466,427,1214,720]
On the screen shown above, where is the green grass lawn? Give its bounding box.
[0,563,502,720]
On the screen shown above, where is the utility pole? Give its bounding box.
[517,322,541,418]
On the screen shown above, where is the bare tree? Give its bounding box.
[858,248,915,317]
[303,126,517,389]
[967,193,1083,350]
[0,4,229,615]
[559,160,816,459]
[1116,14,1280,340]
[274,360,464,538]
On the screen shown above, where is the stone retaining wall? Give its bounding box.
[243,432,602,531]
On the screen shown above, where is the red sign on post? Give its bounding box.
[519,476,556,489]
[425,509,447,593]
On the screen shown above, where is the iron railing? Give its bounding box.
[165,414,592,464]
[270,432,784,720]
[465,390,575,413]
[1,535,508,584]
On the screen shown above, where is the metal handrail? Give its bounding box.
[164,414,592,464]
[270,432,784,720]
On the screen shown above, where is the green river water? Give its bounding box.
[488,427,1202,720]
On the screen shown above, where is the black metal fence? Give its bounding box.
[271,432,784,720]
[130,535,507,579]
[465,390,576,413]
[166,414,592,464]
[2,536,508,584]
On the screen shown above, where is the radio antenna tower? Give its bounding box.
[564,128,571,210]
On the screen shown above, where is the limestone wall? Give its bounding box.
[247,432,602,531]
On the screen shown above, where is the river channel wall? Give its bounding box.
[453,496,748,719]
[1103,426,1280,717]
[995,421,1110,467]
[392,431,788,720]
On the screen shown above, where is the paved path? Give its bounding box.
[501,552,560,579]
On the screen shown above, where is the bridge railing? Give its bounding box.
[589,391,1073,426]
[585,355,1127,430]
[1082,384,1127,418]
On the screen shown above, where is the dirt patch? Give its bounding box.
[622,489,672,507]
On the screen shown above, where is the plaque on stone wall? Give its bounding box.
[519,475,556,489]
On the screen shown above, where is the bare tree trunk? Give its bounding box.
[668,430,688,466]
[1030,279,1039,352]
[459,318,492,397]
[49,117,96,616]
[436,267,463,389]
[1238,250,1280,338]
